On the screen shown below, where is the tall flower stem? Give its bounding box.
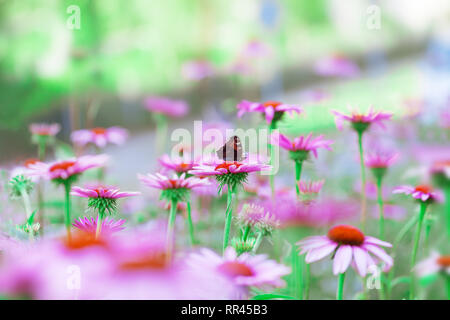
[186,201,196,246]
[95,208,105,239]
[37,140,46,236]
[410,201,428,300]
[242,225,251,241]
[444,188,450,238]
[337,272,346,300]
[20,189,33,220]
[294,160,303,199]
[223,184,235,253]
[167,199,178,262]
[268,122,276,200]
[155,114,168,156]
[252,232,263,253]
[446,276,450,300]
[357,131,367,231]
[63,182,72,241]
[375,176,385,239]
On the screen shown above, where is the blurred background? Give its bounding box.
[1,0,450,165]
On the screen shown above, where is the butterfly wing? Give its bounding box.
[216,136,244,162]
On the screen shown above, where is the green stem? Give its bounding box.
[186,201,195,246]
[446,276,450,300]
[20,189,33,220]
[252,232,263,253]
[304,262,310,300]
[375,176,385,239]
[337,272,346,300]
[242,225,251,241]
[223,185,235,253]
[444,188,450,238]
[63,182,72,241]
[155,114,168,156]
[167,199,178,262]
[295,160,303,199]
[268,122,276,200]
[95,209,105,239]
[37,182,44,236]
[410,201,428,300]
[357,131,367,231]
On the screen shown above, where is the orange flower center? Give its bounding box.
[168,179,179,188]
[49,161,76,172]
[63,232,106,250]
[215,162,242,172]
[24,158,39,168]
[179,163,191,170]
[263,101,282,108]
[437,256,450,267]
[414,184,432,194]
[217,261,254,277]
[328,225,365,246]
[119,252,167,271]
[91,127,107,135]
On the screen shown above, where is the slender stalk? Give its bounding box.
[95,208,105,239]
[304,262,310,300]
[357,131,367,231]
[222,185,234,253]
[446,276,450,300]
[20,189,33,220]
[375,176,385,239]
[155,114,168,156]
[268,122,276,200]
[294,160,303,199]
[445,188,450,238]
[291,248,301,299]
[37,182,44,236]
[252,232,263,253]
[186,201,195,246]
[410,201,428,300]
[242,225,251,241]
[337,272,346,300]
[167,199,178,262]
[63,182,72,241]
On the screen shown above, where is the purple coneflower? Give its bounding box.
[73,217,125,236]
[314,54,359,78]
[159,154,198,175]
[297,224,392,300]
[414,252,450,299]
[71,127,128,148]
[29,123,61,137]
[430,160,450,237]
[237,100,303,125]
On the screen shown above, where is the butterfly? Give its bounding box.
[216,135,247,162]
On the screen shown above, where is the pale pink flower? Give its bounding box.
[331,106,393,131]
[138,172,210,190]
[71,127,128,148]
[298,180,325,195]
[158,154,198,174]
[29,123,61,137]
[27,155,108,181]
[237,100,303,124]
[365,151,398,169]
[270,132,333,158]
[181,60,215,80]
[187,247,290,289]
[431,160,450,179]
[144,96,189,117]
[297,225,393,276]
[393,184,443,202]
[10,159,41,183]
[71,186,140,199]
[73,217,126,235]
[414,251,450,277]
[189,161,271,177]
[314,55,359,77]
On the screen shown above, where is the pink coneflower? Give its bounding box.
[187,247,290,293]
[71,127,128,148]
[365,152,398,169]
[393,184,442,203]
[181,60,215,80]
[71,186,140,200]
[414,251,450,277]
[73,217,125,236]
[10,159,41,183]
[27,155,108,183]
[237,100,303,125]
[236,203,280,237]
[331,106,393,132]
[298,180,325,195]
[271,132,333,158]
[29,123,61,137]
[144,96,189,118]
[314,55,359,78]
[159,154,198,174]
[139,172,209,191]
[297,225,393,276]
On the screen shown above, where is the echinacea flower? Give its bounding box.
[393,184,442,203]
[144,96,189,118]
[71,127,128,148]
[314,55,359,78]
[331,106,393,133]
[414,251,450,277]
[236,203,280,236]
[187,247,290,294]
[73,217,125,236]
[237,100,303,125]
[365,151,399,169]
[431,160,450,188]
[159,154,198,174]
[271,132,333,160]
[29,123,61,137]
[298,180,325,195]
[297,224,393,276]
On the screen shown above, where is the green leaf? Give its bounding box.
[391,276,411,288]
[419,274,438,287]
[26,210,37,225]
[252,294,296,300]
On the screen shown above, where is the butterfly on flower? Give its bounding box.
[216,136,247,162]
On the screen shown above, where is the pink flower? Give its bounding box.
[431,160,450,179]
[297,225,393,276]
[71,186,140,199]
[189,161,271,177]
[144,96,189,117]
[187,247,290,289]
[73,217,126,235]
[314,55,359,78]
[159,154,198,174]
[10,159,41,183]
[331,106,393,131]
[237,100,303,124]
[138,172,210,190]
[414,251,450,277]
[236,203,280,233]
[393,184,443,202]
[181,60,215,80]
[29,123,61,137]
[27,155,108,182]
[298,180,325,195]
[365,151,398,169]
[270,132,333,158]
[71,127,128,148]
